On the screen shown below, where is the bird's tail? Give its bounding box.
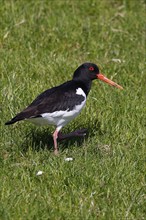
[5,118,17,125]
[5,113,24,125]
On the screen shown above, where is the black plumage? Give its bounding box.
[5,81,86,125]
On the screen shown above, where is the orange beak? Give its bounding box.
[97,73,123,90]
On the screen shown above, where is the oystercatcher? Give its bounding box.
[5,63,123,154]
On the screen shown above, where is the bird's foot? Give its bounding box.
[58,128,88,140]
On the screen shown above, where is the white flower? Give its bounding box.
[64,157,73,161]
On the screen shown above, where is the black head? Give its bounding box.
[73,63,100,81]
[73,62,123,90]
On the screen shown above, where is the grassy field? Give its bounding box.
[0,0,145,219]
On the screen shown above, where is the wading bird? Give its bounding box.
[5,63,123,154]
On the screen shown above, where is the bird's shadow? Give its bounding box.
[21,119,104,153]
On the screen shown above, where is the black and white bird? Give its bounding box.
[5,63,123,154]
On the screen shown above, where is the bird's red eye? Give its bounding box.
[89,66,94,71]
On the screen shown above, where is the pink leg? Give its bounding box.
[53,129,59,155]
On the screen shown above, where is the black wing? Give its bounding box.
[5,80,85,125]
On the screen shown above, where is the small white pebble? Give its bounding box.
[65,157,73,161]
[36,171,43,176]
[111,58,122,63]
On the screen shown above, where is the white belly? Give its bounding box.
[27,101,86,127]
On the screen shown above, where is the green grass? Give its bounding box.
[0,0,145,219]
